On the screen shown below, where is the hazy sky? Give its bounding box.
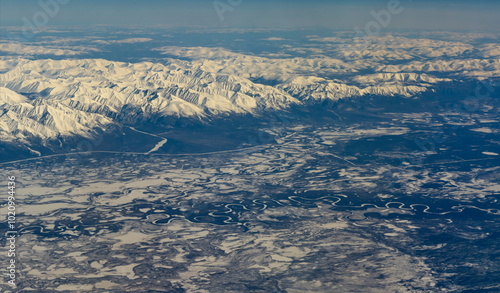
[1,0,499,31]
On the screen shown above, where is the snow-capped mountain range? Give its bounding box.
[0,35,499,151]
[0,57,455,143]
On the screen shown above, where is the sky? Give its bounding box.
[0,0,499,31]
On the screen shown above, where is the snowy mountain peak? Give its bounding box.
[0,87,29,105]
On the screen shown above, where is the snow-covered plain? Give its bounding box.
[3,111,499,292]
